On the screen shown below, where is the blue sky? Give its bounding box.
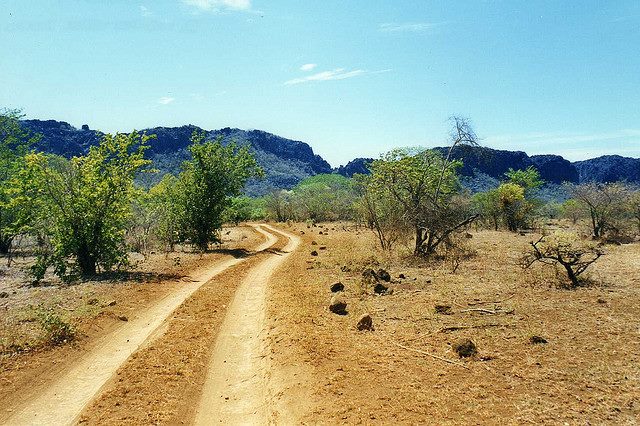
[1,0,639,166]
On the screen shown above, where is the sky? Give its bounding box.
[1,0,639,166]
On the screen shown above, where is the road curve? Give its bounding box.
[194,225,301,425]
[4,225,277,426]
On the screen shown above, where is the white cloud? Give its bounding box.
[182,0,251,11]
[284,68,390,86]
[158,96,175,105]
[300,63,317,71]
[139,5,152,17]
[379,22,446,33]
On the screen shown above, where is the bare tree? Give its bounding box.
[521,232,604,288]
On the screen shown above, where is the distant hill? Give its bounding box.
[21,120,331,196]
[19,119,640,194]
[335,146,639,186]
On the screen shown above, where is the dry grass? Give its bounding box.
[267,222,640,424]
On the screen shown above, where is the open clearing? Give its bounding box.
[1,222,639,424]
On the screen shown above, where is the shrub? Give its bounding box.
[36,309,76,345]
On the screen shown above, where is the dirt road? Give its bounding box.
[3,225,280,426]
[194,225,300,424]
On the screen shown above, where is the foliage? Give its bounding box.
[359,117,480,255]
[173,131,263,251]
[505,166,543,196]
[36,308,76,345]
[223,196,266,225]
[264,189,295,222]
[521,231,604,288]
[19,132,151,279]
[472,189,501,230]
[0,109,40,254]
[567,182,629,238]
[560,199,583,225]
[628,190,640,234]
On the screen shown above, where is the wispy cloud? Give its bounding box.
[139,5,152,17]
[379,22,446,33]
[158,96,175,105]
[182,0,251,12]
[300,63,317,72]
[284,68,391,86]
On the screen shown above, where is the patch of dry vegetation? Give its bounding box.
[267,222,640,424]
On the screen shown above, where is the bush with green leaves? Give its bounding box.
[0,109,40,254]
[36,308,76,345]
[173,131,263,251]
[19,132,151,279]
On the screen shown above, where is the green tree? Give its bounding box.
[472,189,501,230]
[361,117,479,255]
[0,109,40,254]
[21,132,151,278]
[292,174,356,222]
[496,183,527,231]
[174,132,263,251]
[568,182,629,238]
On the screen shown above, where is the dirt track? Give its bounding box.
[3,224,288,425]
[195,225,300,424]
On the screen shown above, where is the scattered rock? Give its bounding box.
[0,291,9,298]
[464,232,473,238]
[300,231,305,235]
[376,269,391,282]
[329,295,347,315]
[530,335,548,344]
[310,250,319,256]
[311,241,318,245]
[597,298,607,304]
[362,268,378,283]
[373,283,389,294]
[117,315,128,322]
[356,314,374,331]
[105,300,117,307]
[341,265,351,272]
[434,304,453,315]
[319,231,324,235]
[330,282,345,293]
[453,339,477,358]
[519,231,526,236]
[398,273,406,279]
[87,298,99,305]
[319,246,327,250]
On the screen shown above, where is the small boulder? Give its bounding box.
[362,268,378,283]
[310,250,319,256]
[434,305,453,315]
[341,265,351,272]
[329,295,347,315]
[453,339,477,358]
[373,283,389,294]
[311,241,318,245]
[330,282,345,293]
[596,298,607,304]
[117,315,128,322]
[87,298,99,306]
[105,300,117,307]
[0,291,9,298]
[398,273,406,279]
[529,335,548,344]
[464,232,473,239]
[376,269,391,282]
[319,246,327,250]
[319,231,324,235]
[356,314,374,331]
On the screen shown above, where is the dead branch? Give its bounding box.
[391,341,469,370]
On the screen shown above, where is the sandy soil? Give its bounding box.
[0,225,265,425]
[266,223,640,424]
[194,225,301,424]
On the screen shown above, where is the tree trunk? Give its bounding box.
[77,242,97,276]
[561,262,580,288]
[0,236,11,255]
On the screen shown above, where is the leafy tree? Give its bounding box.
[628,190,640,234]
[21,132,151,278]
[174,131,263,251]
[568,182,629,238]
[0,109,40,254]
[496,182,527,232]
[264,189,294,222]
[472,189,501,230]
[560,199,583,225]
[361,117,479,256]
[292,174,357,222]
[505,166,543,196]
[223,196,266,225]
